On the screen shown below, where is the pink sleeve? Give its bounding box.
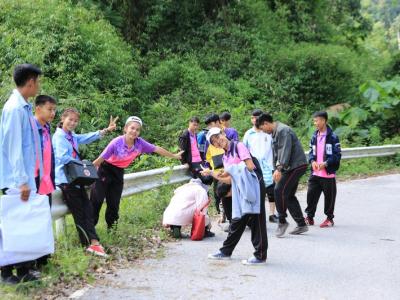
[101,139,117,160]
[237,142,251,161]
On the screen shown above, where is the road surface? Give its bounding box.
[77,174,400,300]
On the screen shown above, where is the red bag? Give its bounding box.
[191,198,211,241]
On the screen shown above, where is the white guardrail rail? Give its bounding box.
[52,145,400,235]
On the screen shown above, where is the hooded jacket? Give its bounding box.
[309,125,341,175]
[226,162,261,219]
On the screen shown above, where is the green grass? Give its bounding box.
[338,155,400,179]
[0,185,177,299]
[1,154,399,299]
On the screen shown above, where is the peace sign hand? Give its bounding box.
[106,116,119,132]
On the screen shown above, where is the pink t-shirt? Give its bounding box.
[190,133,202,163]
[36,124,55,194]
[101,136,156,168]
[223,142,251,169]
[313,131,335,178]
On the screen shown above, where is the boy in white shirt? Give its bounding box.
[243,109,278,223]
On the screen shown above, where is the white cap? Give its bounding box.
[125,116,143,126]
[206,127,221,144]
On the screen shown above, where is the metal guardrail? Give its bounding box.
[51,145,400,235]
[341,145,400,159]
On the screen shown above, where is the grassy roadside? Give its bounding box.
[1,154,399,299]
[0,185,177,300]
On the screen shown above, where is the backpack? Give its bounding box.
[232,141,265,187]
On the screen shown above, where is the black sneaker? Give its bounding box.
[1,275,19,285]
[171,226,181,239]
[269,215,279,223]
[30,269,42,278]
[204,230,215,238]
[18,272,40,283]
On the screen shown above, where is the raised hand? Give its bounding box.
[106,116,119,132]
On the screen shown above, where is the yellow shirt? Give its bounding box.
[206,144,225,171]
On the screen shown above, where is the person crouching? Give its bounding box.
[163,178,214,239]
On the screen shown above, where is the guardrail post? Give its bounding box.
[55,217,66,238]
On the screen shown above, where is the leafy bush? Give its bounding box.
[0,0,396,168]
[0,0,141,160]
[330,77,400,145]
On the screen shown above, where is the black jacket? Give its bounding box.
[272,122,308,172]
[178,129,194,165]
[309,125,341,174]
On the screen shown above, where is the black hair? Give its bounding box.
[57,107,80,128]
[252,109,263,117]
[204,113,220,125]
[198,174,214,186]
[13,64,42,87]
[216,182,231,198]
[220,111,231,121]
[255,113,273,128]
[312,111,328,121]
[189,116,200,123]
[35,95,57,107]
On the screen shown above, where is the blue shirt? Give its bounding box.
[0,89,41,190]
[52,127,101,185]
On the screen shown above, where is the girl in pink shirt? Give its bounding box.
[90,116,182,229]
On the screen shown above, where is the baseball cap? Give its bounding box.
[206,127,221,144]
[125,116,143,126]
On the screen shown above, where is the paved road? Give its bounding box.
[78,174,400,300]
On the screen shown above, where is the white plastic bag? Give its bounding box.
[0,231,47,267]
[0,192,54,254]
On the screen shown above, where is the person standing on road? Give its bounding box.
[178,116,212,185]
[243,109,278,223]
[305,111,341,227]
[256,113,308,238]
[0,64,43,283]
[197,113,221,161]
[53,108,117,257]
[33,95,57,269]
[198,114,225,216]
[219,111,239,142]
[91,116,183,229]
[204,127,268,265]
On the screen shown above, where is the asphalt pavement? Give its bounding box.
[78,174,400,300]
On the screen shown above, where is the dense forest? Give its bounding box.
[0,0,399,170]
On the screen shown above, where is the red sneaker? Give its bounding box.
[86,244,108,257]
[305,217,314,226]
[320,219,334,228]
